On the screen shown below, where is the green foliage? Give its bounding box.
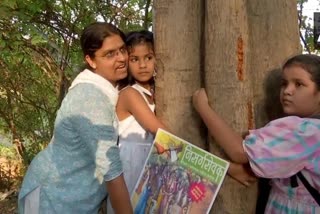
[0,145,16,160]
[298,0,320,53]
[23,140,49,164]
[0,0,153,166]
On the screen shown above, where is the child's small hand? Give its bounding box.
[192,88,209,111]
[228,163,257,187]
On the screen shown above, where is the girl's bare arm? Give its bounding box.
[117,87,168,134]
[192,88,248,163]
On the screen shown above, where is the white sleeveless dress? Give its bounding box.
[119,83,155,196]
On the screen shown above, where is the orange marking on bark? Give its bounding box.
[237,36,244,81]
[247,101,254,130]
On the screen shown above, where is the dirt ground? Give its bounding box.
[0,157,21,214]
[0,190,18,214]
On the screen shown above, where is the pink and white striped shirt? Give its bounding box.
[243,116,320,213]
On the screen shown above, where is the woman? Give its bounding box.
[18,22,133,214]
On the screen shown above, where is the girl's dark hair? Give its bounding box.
[118,30,155,89]
[283,54,320,90]
[126,30,154,53]
[80,22,126,58]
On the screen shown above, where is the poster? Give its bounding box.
[131,129,230,214]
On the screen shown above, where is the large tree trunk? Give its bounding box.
[246,0,301,127]
[153,0,205,148]
[154,0,300,213]
[204,1,256,213]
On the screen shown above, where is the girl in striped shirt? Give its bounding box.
[193,54,320,213]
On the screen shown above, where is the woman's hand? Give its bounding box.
[228,163,257,187]
[192,88,209,112]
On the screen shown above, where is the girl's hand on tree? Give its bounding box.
[228,163,257,187]
[192,88,209,111]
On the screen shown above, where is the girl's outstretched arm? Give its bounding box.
[228,162,257,186]
[117,87,168,134]
[192,88,248,163]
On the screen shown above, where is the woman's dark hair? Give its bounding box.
[80,22,126,58]
[118,30,155,89]
[283,54,320,90]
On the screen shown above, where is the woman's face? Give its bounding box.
[85,34,128,86]
[280,65,320,117]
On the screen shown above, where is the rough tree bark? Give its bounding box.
[153,0,205,148]
[155,0,300,213]
[204,1,256,213]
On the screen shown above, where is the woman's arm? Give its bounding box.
[192,88,248,163]
[106,175,133,214]
[117,87,168,134]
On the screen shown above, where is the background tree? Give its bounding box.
[298,0,320,53]
[0,0,153,164]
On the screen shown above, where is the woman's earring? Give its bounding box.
[153,70,157,77]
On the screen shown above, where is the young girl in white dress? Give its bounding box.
[116,30,167,197]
